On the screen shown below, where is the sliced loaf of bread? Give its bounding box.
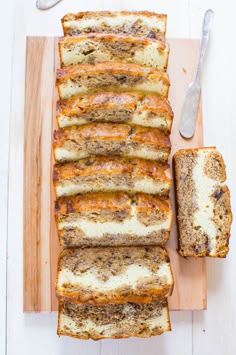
[56,246,174,304]
[53,123,171,163]
[57,298,171,339]
[57,92,173,132]
[174,147,232,257]
[59,34,169,70]
[56,62,170,99]
[53,156,171,197]
[61,11,167,40]
[55,192,173,247]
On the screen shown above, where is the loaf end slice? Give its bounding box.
[57,298,171,339]
[174,147,232,257]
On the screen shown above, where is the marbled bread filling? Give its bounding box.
[71,73,144,89]
[59,229,169,248]
[55,140,169,162]
[59,247,168,284]
[61,299,166,326]
[176,151,209,256]
[66,22,162,40]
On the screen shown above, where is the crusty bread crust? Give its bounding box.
[55,191,170,215]
[56,62,169,82]
[56,62,170,99]
[56,92,173,132]
[53,122,171,163]
[56,246,174,305]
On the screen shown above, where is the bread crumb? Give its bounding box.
[182,67,187,73]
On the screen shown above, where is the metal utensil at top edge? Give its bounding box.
[179,9,214,139]
[36,0,63,10]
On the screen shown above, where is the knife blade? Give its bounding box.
[179,9,214,138]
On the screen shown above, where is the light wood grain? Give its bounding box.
[167,39,206,310]
[24,37,55,311]
[23,36,205,312]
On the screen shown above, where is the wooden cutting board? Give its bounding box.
[23,37,206,312]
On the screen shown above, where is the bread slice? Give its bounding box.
[53,123,171,163]
[55,192,173,247]
[53,156,171,197]
[173,147,232,257]
[59,34,169,70]
[61,11,167,41]
[57,92,173,133]
[56,62,170,99]
[56,246,174,304]
[57,298,171,339]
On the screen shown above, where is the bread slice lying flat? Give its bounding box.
[53,123,171,163]
[55,192,173,247]
[57,92,173,133]
[61,11,167,40]
[174,147,232,257]
[59,34,169,70]
[53,156,171,197]
[56,62,170,99]
[56,246,174,304]
[57,298,171,339]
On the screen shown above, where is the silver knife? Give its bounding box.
[36,0,63,10]
[179,9,214,138]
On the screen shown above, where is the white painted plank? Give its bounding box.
[190,1,236,354]
[100,312,192,355]
[0,0,15,354]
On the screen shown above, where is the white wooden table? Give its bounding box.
[1,0,235,354]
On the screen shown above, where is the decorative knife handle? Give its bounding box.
[195,9,214,84]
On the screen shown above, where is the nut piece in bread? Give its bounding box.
[61,11,167,40]
[56,246,174,304]
[53,156,172,198]
[55,192,173,247]
[57,92,173,133]
[173,147,232,257]
[56,62,170,99]
[57,298,171,339]
[59,34,169,70]
[53,123,171,163]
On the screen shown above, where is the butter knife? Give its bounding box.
[179,9,214,138]
[36,0,63,10]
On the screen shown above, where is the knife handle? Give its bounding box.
[195,9,214,85]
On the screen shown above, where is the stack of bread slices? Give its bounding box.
[54,11,174,339]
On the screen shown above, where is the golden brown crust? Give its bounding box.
[59,33,167,49]
[55,192,170,216]
[62,11,167,22]
[57,92,141,115]
[53,123,170,148]
[56,62,169,84]
[55,191,131,215]
[53,156,171,181]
